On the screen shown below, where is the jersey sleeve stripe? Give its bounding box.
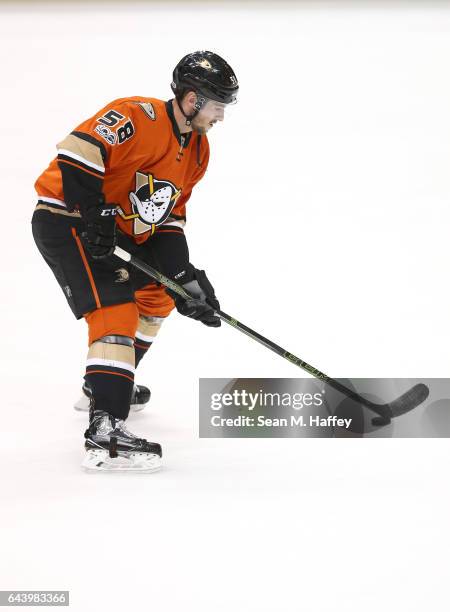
[57,149,105,173]
[58,157,105,179]
[37,196,66,207]
[57,133,106,169]
[71,130,107,161]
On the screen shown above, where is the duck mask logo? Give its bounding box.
[123,171,181,235]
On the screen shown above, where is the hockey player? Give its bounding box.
[32,51,239,472]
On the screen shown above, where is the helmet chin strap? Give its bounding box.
[177,93,206,127]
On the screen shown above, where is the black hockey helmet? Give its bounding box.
[171,50,239,105]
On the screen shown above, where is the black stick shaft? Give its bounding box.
[215,311,389,416]
[114,247,388,418]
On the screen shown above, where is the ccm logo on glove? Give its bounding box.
[166,265,221,328]
[81,203,118,259]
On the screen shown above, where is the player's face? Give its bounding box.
[191,100,227,135]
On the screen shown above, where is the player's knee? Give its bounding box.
[87,334,136,371]
[135,283,176,318]
[85,302,139,345]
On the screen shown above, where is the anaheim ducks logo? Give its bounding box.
[114,268,129,283]
[117,172,181,236]
[197,58,212,70]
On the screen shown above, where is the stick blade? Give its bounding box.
[371,383,429,427]
[389,383,430,418]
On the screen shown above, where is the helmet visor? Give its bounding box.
[196,96,236,123]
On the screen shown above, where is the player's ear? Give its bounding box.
[183,90,197,110]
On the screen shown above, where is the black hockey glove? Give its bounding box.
[166,267,221,328]
[82,203,118,259]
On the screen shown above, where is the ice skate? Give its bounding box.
[82,408,162,473]
[74,381,150,412]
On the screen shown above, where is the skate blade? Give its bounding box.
[73,395,90,412]
[82,449,161,473]
[74,396,145,413]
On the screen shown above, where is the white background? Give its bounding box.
[1,1,450,610]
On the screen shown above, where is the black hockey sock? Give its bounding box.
[134,338,152,368]
[85,337,135,420]
[134,315,165,368]
[85,370,133,420]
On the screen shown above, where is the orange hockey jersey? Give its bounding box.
[35,97,210,244]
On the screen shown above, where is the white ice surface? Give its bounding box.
[1,2,450,610]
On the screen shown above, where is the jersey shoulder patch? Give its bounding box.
[136,101,156,121]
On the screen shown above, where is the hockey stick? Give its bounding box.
[114,246,429,426]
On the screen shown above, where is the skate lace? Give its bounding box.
[115,419,139,440]
[90,412,147,444]
[92,413,115,435]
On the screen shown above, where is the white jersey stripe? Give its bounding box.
[86,358,135,374]
[38,196,67,207]
[163,220,185,229]
[57,149,105,173]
